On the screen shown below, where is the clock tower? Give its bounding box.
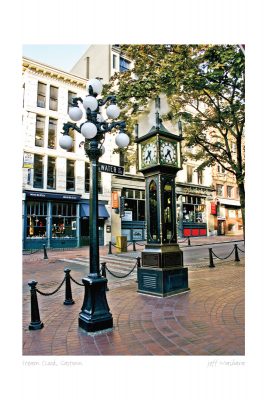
[136,100,189,297]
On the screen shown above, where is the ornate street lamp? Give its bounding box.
[60,78,129,332]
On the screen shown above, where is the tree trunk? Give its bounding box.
[238,181,245,240]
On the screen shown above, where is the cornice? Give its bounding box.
[22,57,87,89]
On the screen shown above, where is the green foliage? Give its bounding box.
[107,45,245,206]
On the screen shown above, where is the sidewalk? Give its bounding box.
[23,240,245,355]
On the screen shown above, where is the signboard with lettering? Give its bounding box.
[210,202,217,215]
[112,192,119,209]
[98,163,124,175]
[23,152,34,168]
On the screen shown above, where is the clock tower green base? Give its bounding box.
[137,244,190,297]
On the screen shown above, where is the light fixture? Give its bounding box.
[59,134,73,150]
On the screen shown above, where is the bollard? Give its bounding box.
[43,244,48,259]
[100,262,109,291]
[135,256,141,283]
[208,248,215,268]
[133,241,136,251]
[234,244,240,262]
[64,268,75,305]
[108,241,112,255]
[188,237,191,246]
[28,280,44,330]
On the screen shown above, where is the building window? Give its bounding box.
[66,159,75,191]
[49,86,58,111]
[48,118,57,149]
[68,91,77,112]
[37,82,46,108]
[33,154,44,188]
[98,172,103,194]
[227,186,233,198]
[121,189,145,221]
[84,162,102,194]
[47,156,56,190]
[85,162,90,193]
[119,57,131,72]
[197,169,203,185]
[120,151,130,172]
[112,54,117,69]
[187,165,193,183]
[217,164,225,173]
[26,201,47,238]
[52,202,77,238]
[35,115,45,147]
[68,127,75,152]
[216,184,223,196]
[182,195,206,223]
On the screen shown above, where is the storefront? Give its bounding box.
[216,199,243,235]
[23,191,109,249]
[120,188,146,241]
[176,183,214,237]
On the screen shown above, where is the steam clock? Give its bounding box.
[136,102,189,297]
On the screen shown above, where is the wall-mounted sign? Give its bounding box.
[210,202,217,215]
[23,152,34,168]
[112,192,119,209]
[121,210,132,221]
[106,225,111,233]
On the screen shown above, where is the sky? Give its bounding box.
[22,44,90,72]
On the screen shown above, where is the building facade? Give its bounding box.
[22,57,116,249]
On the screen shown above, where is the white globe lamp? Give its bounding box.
[115,133,130,148]
[68,106,83,122]
[86,78,103,95]
[81,122,97,139]
[83,96,98,111]
[59,135,73,150]
[106,104,120,119]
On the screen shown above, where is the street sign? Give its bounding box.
[98,163,124,175]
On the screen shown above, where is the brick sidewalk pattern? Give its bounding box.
[23,235,245,356]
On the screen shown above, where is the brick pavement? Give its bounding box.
[23,238,245,355]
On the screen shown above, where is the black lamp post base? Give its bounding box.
[137,266,190,297]
[78,275,113,333]
[29,321,44,330]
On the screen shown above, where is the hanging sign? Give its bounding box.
[210,202,217,215]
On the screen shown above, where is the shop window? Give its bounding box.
[35,115,45,147]
[68,91,77,112]
[33,154,44,188]
[47,156,56,190]
[48,118,57,149]
[49,85,58,111]
[26,201,47,238]
[66,159,75,191]
[120,151,130,173]
[52,202,77,238]
[187,165,193,183]
[216,184,223,196]
[182,196,206,223]
[227,185,233,198]
[37,82,46,108]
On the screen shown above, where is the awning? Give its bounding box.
[80,204,110,219]
[219,199,241,207]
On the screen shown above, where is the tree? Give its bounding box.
[104,44,245,232]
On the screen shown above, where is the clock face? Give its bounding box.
[142,142,157,166]
[160,141,177,164]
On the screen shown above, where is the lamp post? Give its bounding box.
[60,78,129,332]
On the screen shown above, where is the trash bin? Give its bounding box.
[116,236,127,253]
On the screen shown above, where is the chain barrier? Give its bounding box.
[211,247,235,260]
[69,275,85,287]
[105,259,138,279]
[237,245,245,253]
[35,277,66,296]
[134,241,145,247]
[178,237,189,244]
